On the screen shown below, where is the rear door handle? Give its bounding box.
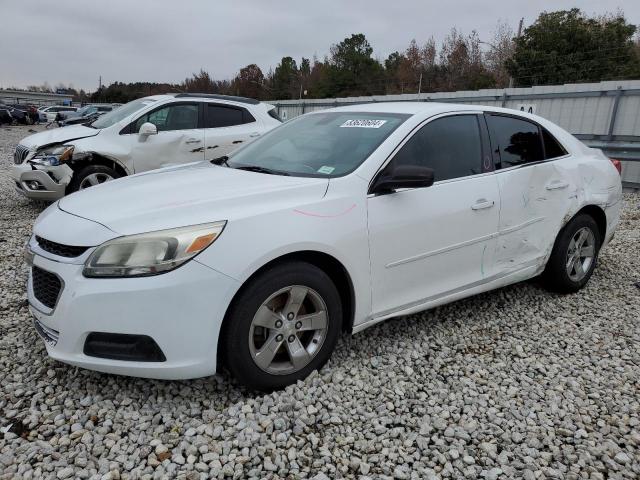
[471,200,495,210]
[185,138,201,144]
[249,132,260,138]
[545,181,569,190]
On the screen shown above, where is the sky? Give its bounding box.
[2,0,639,92]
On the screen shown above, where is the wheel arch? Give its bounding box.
[69,153,129,178]
[572,204,607,242]
[216,250,356,370]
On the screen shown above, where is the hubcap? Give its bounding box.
[249,285,328,375]
[79,173,113,190]
[566,227,596,281]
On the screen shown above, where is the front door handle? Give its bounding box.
[471,199,495,210]
[545,181,569,190]
[185,138,201,144]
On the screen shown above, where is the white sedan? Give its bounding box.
[25,103,622,390]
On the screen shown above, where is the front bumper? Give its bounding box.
[11,162,73,201]
[27,248,240,380]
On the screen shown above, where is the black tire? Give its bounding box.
[67,164,120,194]
[221,262,342,391]
[541,214,601,293]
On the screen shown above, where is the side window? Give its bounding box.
[390,115,482,182]
[542,128,567,159]
[205,104,254,128]
[486,114,543,168]
[134,104,199,132]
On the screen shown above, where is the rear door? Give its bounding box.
[485,113,573,273]
[203,103,262,159]
[367,113,501,316]
[127,101,204,172]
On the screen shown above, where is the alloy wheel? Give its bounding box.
[248,285,328,375]
[566,226,596,281]
[79,173,113,190]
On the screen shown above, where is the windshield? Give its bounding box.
[226,111,409,177]
[91,98,158,129]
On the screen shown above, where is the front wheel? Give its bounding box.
[221,262,342,391]
[67,165,120,194]
[542,214,601,293]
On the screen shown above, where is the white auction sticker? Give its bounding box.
[317,166,335,174]
[340,119,387,128]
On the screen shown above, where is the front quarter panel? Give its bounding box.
[195,175,372,327]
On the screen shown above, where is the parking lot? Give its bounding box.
[0,124,638,479]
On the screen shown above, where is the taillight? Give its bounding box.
[610,158,622,175]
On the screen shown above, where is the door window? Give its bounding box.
[486,115,544,168]
[389,115,483,182]
[205,104,254,128]
[135,104,199,132]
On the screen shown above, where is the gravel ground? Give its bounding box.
[0,124,639,480]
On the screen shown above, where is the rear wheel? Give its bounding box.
[221,262,342,391]
[67,165,120,193]
[542,214,601,293]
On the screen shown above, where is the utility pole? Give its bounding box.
[418,72,423,94]
[508,17,524,89]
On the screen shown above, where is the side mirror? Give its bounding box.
[139,122,157,136]
[371,164,435,195]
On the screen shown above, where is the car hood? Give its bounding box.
[58,164,329,236]
[19,125,100,149]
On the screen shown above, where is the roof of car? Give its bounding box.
[329,101,484,115]
[174,93,260,105]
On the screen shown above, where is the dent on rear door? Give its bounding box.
[495,161,576,272]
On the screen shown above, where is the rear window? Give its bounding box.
[205,104,254,128]
[542,128,567,159]
[268,108,282,122]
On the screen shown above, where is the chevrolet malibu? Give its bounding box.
[25,103,622,390]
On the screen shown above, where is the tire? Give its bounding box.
[67,165,120,194]
[541,214,601,293]
[221,262,342,391]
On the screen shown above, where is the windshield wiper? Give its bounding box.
[235,165,290,176]
[210,155,229,166]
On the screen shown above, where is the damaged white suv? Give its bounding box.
[12,94,281,201]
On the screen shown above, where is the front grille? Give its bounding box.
[36,236,90,258]
[14,144,30,164]
[32,266,62,310]
[33,319,59,346]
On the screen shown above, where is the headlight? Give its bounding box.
[31,145,74,166]
[83,221,226,278]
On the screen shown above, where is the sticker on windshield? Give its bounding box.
[317,166,335,174]
[340,119,387,128]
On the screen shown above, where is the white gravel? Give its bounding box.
[1,124,639,479]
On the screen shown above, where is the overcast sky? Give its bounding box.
[2,0,639,92]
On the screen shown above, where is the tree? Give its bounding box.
[183,69,218,93]
[271,56,299,99]
[506,9,640,86]
[484,21,516,88]
[233,64,265,99]
[440,28,495,91]
[326,34,385,97]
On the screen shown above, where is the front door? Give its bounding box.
[367,114,501,317]
[129,102,204,173]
